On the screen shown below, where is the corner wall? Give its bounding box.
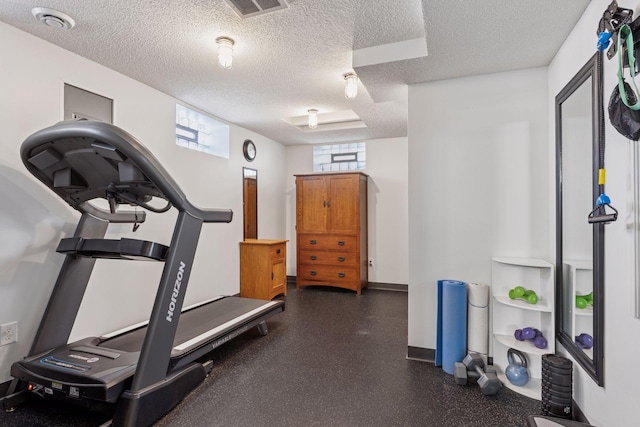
[548,1,640,425]
[0,22,286,381]
[407,68,549,349]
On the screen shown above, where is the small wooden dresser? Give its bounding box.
[239,239,287,300]
[295,172,368,295]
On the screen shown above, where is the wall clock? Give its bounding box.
[243,139,256,162]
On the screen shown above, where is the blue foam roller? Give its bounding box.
[441,280,467,375]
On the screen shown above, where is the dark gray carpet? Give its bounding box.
[0,284,541,426]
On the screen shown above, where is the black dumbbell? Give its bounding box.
[453,353,502,395]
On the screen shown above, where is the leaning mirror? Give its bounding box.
[243,167,258,240]
[555,51,604,386]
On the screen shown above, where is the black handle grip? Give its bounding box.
[310,255,317,260]
[323,200,326,207]
[338,256,345,262]
[276,249,281,254]
[310,270,317,276]
[588,214,617,223]
[310,240,317,245]
[337,240,345,246]
[338,272,345,278]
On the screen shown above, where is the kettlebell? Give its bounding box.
[505,348,529,386]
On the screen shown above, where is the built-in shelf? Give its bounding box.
[563,260,594,358]
[575,307,593,317]
[493,257,552,269]
[491,257,555,400]
[494,334,553,356]
[493,295,553,312]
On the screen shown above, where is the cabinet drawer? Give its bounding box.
[299,250,358,267]
[298,235,357,251]
[270,244,286,261]
[299,265,359,283]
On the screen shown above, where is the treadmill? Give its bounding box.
[2,119,285,426]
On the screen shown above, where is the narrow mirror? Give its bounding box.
[555,51,604,385]
[243,167,257,240]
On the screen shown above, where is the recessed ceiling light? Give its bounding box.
[32,7,76,30]
[281,110,368,133]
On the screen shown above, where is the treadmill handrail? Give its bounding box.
[80,202,147,224]
[21,120,232,223]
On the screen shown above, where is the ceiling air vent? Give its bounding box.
[224,0,289,18]
[32,7,76,30]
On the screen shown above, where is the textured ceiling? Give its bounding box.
[0,0,590,145]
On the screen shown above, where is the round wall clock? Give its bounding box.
[243,139,256,162]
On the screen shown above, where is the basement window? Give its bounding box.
[175,104,229,159]
[313,142,366,172]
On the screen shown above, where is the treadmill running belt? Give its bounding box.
[100,297,274,354]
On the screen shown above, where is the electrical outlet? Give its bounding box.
[1,322,18,346]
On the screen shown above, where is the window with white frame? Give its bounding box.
[312,142,366,172]
[175,104,229,158]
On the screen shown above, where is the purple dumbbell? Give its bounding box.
[522,327,541,340]
[514,327,547,349]
[533,336,547,349]
[575,333,593,350]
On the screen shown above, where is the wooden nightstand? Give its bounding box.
[240,239,288,300]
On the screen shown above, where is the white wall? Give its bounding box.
[0,22,286,381]
[285,137,409,285]
[548,1,640,425]
[407,68,549,348]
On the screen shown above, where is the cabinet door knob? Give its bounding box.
[338,272,346,278]
[310,240,317,245]
[276,249,281,254]
[337,240,345,246]
[323,200,326,208]
[310,255,317,260]
[310,270,317,276]
[337,256,345,262]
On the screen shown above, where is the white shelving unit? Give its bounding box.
[491,257,555,400]
[563,260,593,359]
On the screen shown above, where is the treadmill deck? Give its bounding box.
[11,296,284,403]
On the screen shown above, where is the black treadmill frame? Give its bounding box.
[3,120,284,426]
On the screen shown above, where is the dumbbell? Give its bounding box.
[575,333,593,350]
[453,353,501,396]
[575,292,594,309]
[514,327,548,349]
[509,286,538,304]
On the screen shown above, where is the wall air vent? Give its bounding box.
[224,0,289,18]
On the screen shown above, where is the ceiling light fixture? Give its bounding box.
[308,109,318,129]
[216,37,235,69]
[32,7,76,30]
[343,72,358,100]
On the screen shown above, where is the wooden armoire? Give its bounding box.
[295,172,368,295]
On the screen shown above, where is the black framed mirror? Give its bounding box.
[555,51,604,386]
